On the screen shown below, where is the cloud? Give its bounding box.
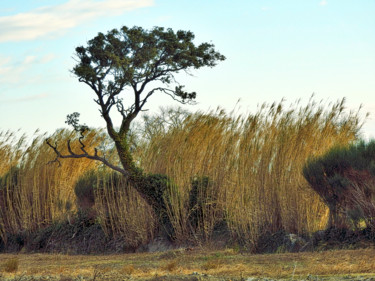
[1,93,50,104]
[155,15,172,23]
[0,57,25,84]
[319,0,328,6]
[0,0,153,42]
[23,56,37,65]
[0,57,12,76]
[40,54,56,64]
[0,54,55,84]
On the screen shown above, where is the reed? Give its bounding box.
[0,129,101,239]
[138,98,361,249]
[0,97,363,252]
[93,169,156,248]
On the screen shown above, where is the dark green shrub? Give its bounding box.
[303,139,375,229]
[188,176,212,229]
[187,176,222,240]
[74,170,97,209]
[75,169,178,239]
[137,173,176,236]
[0,167,21,235]
[74,169,125,210]
[0,167,20,207]
[0,166,20,190]
[140,173,172,205]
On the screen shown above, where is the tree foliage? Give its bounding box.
[46,26,225,236]
[47,25,225,174]
[72,26,225,141]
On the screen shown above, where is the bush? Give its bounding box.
[188,176,222,240]
[303,139,375,229]
[0,167,20,215]
[74,169,125,210]
[140,173,176,237]
[140,173,172,205]
[82,168,157,247]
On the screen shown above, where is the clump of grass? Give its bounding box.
[92,265,111,280]
[120,264,135,275]
[2,257,19,273]
[160,260,179,272]
[201,259,221,271]
[58,276,74,281]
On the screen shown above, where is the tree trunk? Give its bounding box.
[114,138,174,238]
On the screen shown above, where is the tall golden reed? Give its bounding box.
[93,170,156,248]
[138,98,361,249]
[0,129,101,240]
[0,97,363,251]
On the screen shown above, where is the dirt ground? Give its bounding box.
[1,248,375,280]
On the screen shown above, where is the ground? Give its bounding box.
[1,248,375,280]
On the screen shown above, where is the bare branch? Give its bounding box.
[46,138,128,176]
[46,139,63,166]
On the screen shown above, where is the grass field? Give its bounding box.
[1,248,375,280]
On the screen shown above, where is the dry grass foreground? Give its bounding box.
[1,248,375,280]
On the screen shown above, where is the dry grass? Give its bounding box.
[1,248,375,280]
[160,260,179,272]
[0,129,103,237]
[139,98,361,248]
[1,257,19,273]
[94,174,156,248]
[0,97,363,252]
[119,264,135,275]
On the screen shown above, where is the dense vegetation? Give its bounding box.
[0,98,368,253]
[303,140,375,230]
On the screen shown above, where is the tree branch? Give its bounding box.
[46,138,128,176]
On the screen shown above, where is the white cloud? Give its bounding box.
[1,93,49,103]
[0,54,56,84]
[40,54,56,64]
[0,57,12,76]
[0,57,25,84]
[0,0,153,42]
[155,15,172,23]
[319,0,328,6]
[23,56,37,65]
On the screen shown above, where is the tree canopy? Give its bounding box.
[72,26,225,141]
[47,25,225,184]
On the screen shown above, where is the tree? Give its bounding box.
[46,25,225,235]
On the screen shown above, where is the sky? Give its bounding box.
[0,0,374,139]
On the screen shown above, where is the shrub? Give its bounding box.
[188,176,222,240]
[92,169,156,248]
[303,140,375,229]
[74,169,125,210]
[140,173,172,206]
[201,259,220,271]
[74,170,97,210]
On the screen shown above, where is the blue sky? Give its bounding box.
[0,0,374,138]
